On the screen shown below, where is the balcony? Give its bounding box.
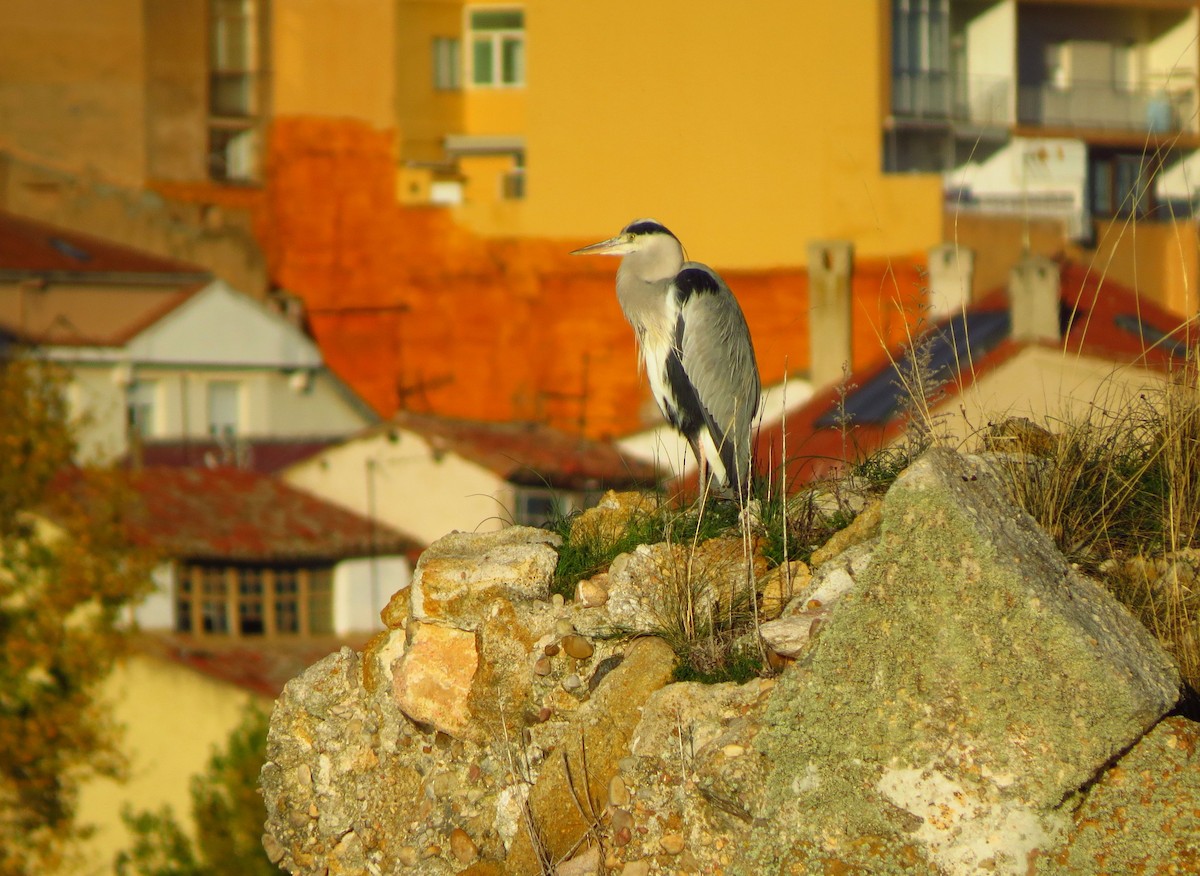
[1017,82,1194,135]
[892,72,1011,128]
[210,71,259,119]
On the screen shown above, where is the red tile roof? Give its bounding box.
[128,438,337,474]
[756,259,1198,488]
[390,411,660,490]
[0,210,210,278]
[125,466,421,562]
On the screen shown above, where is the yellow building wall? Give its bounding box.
[71,656,267,874]
[499,0,943,268]
[464,88,527,136]
[271,0,397,129]
[395,0,467,162]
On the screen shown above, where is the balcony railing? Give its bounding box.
[210,70,259,118]
[893,72,1197,135]
[892,72,1012,127]
[1017,81,1194,134]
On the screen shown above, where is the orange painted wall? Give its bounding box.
[241,117,925,440]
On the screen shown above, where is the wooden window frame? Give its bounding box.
[176,561,333,637]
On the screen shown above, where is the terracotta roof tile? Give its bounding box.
[128,438,337,474]
[125,466,421,562]
[0,210,210,277]
[389,411,660,490]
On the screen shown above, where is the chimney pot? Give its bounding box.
[927,243,975,319]
[1009,254,1061,343]
[807,240,854,390]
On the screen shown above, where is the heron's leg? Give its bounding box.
[692,443,710,508]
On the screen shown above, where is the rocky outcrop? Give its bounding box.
[262,451,1192,875]
[745,448,1181,874]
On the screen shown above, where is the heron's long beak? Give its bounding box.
[570,233,635,256]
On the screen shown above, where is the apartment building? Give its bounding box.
[886,0,1200,313]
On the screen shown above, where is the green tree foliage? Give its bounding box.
[116,705,277,876]
[0,357,154,875]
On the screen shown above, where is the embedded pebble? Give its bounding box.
[555,619,576,636]
[608,775,630,807]
[537,706,553,722]
[534,656,553,676]
[614,825,632,847]
[544,643,561,657]
[562,673,582,691]
[262,833,285,863]
[448,827,478,864]
[659,833,686,855]
[552,593,565,608]
[397,846,418,866]
[621,861,650,876]
[562,634,594,660]
[422,843,442,858]
[610,807,632,832]
[577,577,610,607]
[722,743,746,758]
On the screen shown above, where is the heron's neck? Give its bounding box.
[620,238,683,285]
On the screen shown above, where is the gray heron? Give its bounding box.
[572,219,761,499]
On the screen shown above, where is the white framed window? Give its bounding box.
[468,8,524,87]
[434,37,461,90]
[127,379,159,439]
[513,487,562,527]
[207,380,241,440]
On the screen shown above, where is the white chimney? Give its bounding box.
[927,243,975,319]
[807,240,854,390]
[1009,253,1061,342]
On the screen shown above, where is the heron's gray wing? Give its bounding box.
[669,264,761,489]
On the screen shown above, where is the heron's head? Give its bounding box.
[570,219,684,282]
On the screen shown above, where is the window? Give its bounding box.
[209,126,259,182]
[891,0,949,78]
[308,568,334,635]
[274,568,300,633]
[514,487,562,527]
[200,566,229,634]
[433,37,461,90]
[1090,151,1158,219]
[177,563,336,637]
[237,568,265,635]
[502,154,525,199]
[468,8,524,87]
[207,380,241,440]
[127,379,159,439]
[1045,42,1068,90]
[890,0,949,118]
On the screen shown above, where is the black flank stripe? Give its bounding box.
[664,318,706,443]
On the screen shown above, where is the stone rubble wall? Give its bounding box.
[261,450,1193,875]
